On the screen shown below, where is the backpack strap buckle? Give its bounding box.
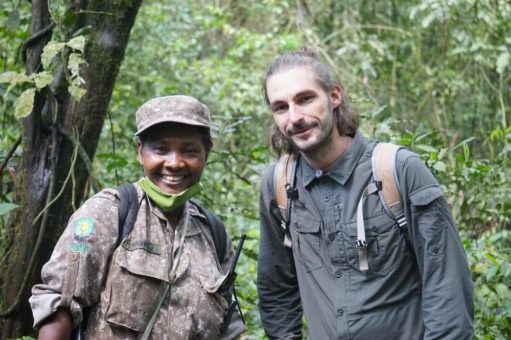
[355,240,368,248]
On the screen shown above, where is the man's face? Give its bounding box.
[137,123,207,194]
[266,67,342,154]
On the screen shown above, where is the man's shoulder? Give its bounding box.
[261,161,278,187]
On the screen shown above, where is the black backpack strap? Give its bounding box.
[116,183,140,247]
[190,200,227,263]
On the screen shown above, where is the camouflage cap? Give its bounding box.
[135,95,210,136]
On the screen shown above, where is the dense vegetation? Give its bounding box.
[1,0,510,338]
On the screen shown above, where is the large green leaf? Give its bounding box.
[66,35,86,52]
[41,41,66,69]
[32,71,53,89]
[0,71,31,84]
[0,203,20,216]
[14,88,35,118]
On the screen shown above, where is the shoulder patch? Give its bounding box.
[74,216,95,238]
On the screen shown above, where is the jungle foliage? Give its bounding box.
[1,0,510,338]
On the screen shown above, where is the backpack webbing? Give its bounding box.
[115,183,227,262]
[356,142,406,271]
[273,153,298,248]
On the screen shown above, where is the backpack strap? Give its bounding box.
[114,184,226,262]
[273,153,298,248]
[372,143,406,227]
[116,183,140,247]
[190,200,227,262]
[356,142,406,272]
[189,200,244,335]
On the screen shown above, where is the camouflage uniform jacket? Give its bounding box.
[30,183,245,339]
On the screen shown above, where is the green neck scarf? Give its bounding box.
[138,177,202,212]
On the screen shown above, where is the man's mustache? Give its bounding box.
[286,122,317,135]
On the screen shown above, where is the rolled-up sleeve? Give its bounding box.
[257,165,303,339]
[30,189,119,328]
[398,150,474,339]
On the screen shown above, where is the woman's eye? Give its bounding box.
[184,148,198,155]
[153,146,166,154]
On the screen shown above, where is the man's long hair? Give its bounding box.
[262,47,359,157]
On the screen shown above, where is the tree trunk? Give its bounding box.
[0,0,143,337]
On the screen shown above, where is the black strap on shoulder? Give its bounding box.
[116,183,140,247]
[190,200,227,263]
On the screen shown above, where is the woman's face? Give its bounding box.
[137,123,207,194]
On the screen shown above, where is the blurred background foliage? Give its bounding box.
[1,0,510,338]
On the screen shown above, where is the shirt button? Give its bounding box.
[323,195,330,202]
[328,233,336,241]
[337,309,344,317]
[335,269,342,278]
[315,169,323,178]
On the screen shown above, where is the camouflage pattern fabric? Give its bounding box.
[30,184,245,339]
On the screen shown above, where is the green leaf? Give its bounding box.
[371,105,387,117]
[68,53,87,78]
[66,35,86,52]
[463,143,470,161]
[14,88,35,118]
[32,71,53,89]
[0,71,31,84]
[41,41,66,69]
[486,265,498,282]
[432,161,447,172]
[415,144,437,153]
[496,52,509,74]
[68,85,86,102]
[0,203,20,216]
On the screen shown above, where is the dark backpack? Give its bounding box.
[115,183,227,262]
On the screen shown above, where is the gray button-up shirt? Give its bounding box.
[257,133,473,340]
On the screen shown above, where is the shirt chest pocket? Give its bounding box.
[344,210,408,273]
[291,211,323,272]
[103,243,172,333]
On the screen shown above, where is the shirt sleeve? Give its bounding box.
[257,165,303,339]
[397,150,474,339]
[29,189,120,328]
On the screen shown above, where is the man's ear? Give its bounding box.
[137,141,144,165]
[330,84,342,109]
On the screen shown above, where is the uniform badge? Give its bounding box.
[70,216,95,253]
[74,216,95,238]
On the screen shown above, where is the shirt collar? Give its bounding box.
[301,132,369,187]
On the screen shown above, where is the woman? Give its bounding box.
[30,95,245,339]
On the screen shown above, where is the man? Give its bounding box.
[257,48,474,339]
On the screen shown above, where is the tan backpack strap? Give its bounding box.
[273,154,296,248]
[274,154,290,212]
[371,142,405,225]
[355,142,406,272]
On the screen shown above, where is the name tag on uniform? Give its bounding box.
[121,239,163,256]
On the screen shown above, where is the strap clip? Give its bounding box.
[355,240,368,248]
[285,184,299,200]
